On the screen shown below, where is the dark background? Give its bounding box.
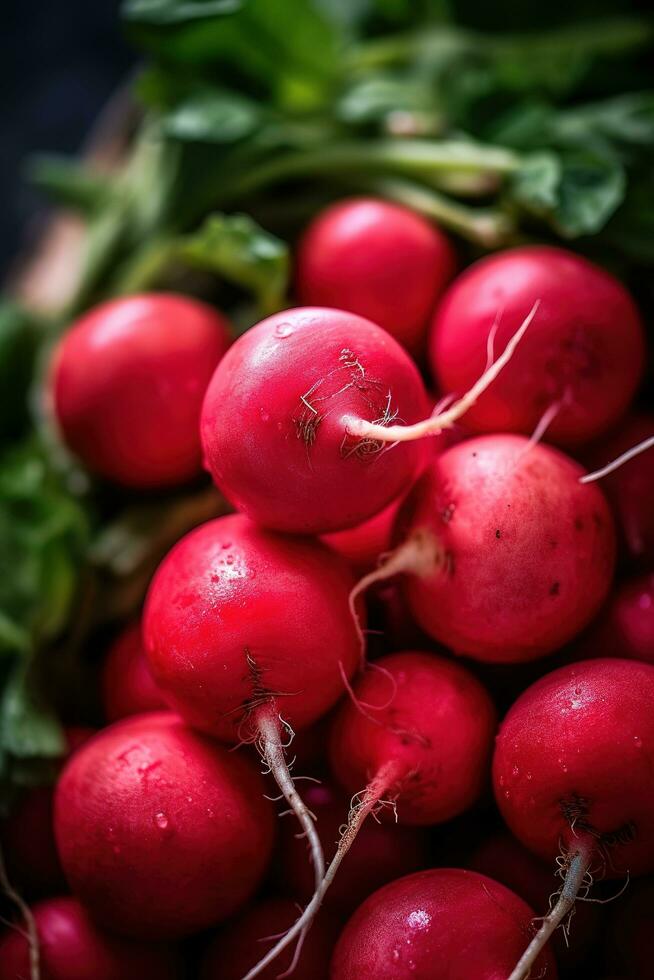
[0,0,132,276]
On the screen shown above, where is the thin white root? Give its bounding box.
[508,836,594,980]
[255,705,325,899]
[242,764,399,980]
[0,846,40,980]
[348,530,441,663]
[580,435,654,484]
[345,301,540,444]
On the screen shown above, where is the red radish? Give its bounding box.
[54,712,274,938]
[585,414,654,564]
[244,651,495,978]
[354,434,615,663]
[275,780,429,915]
[493,658,654,980]
[200,898,341,980]
[102,621,166,722]
[144,512,362,926]
[51,293,231,488]
[296,198,456,355]
[330,869,557,979]
[200,306,430,534]
[0,727,93,899]
[470,832,599,968]
[0,896,182,980]
[321,496,404,574]
[429,245,644,446]
[581,572,654,665]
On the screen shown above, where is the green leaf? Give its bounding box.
[28,156,116,215]
[0,663,65,759]
[123,0,243,26]
[0,302,39,443]
[178,212,289,315]
[162,88,262,143]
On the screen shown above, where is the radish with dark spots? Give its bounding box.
[143,512,362,934]
[492,658,654,980]
[429,245,644,446]
[352,434,615,663]
[200,898,341,980]
[296,198,456,355]
[51,293,231,488]
[102,621,166,722]
[0,896,184,980]
[54,713,275,938]
[330,869,557,979]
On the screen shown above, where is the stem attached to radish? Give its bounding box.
[508,835,595,980]
[0,845,42,980]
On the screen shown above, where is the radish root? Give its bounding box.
[580,434,654,484]
[508,835,595,980]
[0,846,40,980]
[344,300,540,444]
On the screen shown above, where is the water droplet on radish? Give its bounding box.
[154,811,169,830]
[511,765,519,777]
[392,948,401,963]
[226,555,234,565]
[526,771,533,780]
[274,322,294,338]
[634,735,643,747]
[503,789,511,799]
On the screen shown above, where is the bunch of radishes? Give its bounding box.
[2,196,654,980]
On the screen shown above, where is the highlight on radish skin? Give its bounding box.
[243,651,496,978]
[353,434,616,663]
[54,713,275,938]
[200,307,430,534]
[143,513,363,930]
[330,869,558,980]
[493,659,654,980]
[429,245,645,447]
[0,896,184,980]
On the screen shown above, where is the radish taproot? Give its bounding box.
[296,198,456,355]
[0,896,183,980]
[353,434,615,663]
[102,621,166,722]
[54,712,275,938]
[143,512,362,924]
[330,869,557,979]
[51,293,231,488]
[200,307,429,533]
[242,651,495,978]
[493,658,654,980]
[429,245,644,446]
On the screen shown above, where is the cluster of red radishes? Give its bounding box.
[2,197,654,980]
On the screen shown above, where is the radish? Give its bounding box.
[581,572,654,665]
[275,779,429,915]
[200,898,341,980]
[585,413,654,565]
[101,621,166,722]
[51,293,231,488]
[321,496,404,574]
[143,512,362,926]
[492,658,654,980]
[296,198,456,355]
[0,896,182,980]
[330,868,557,979]
[429,245,645,446]
[53,712,275,938]
[353,433,615,663]
[1,727,93,899]
[243,651,495,978]
[200,306,430,534]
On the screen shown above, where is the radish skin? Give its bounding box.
[102,621,165,722]
[54,713,275,938]
[51,293,231,488]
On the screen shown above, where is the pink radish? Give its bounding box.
[143,512,362,927]
[321,496,404,574]
[353,434,615,663]
[275,779,429,915]
[296,198,456,355]
[429,245,644,446]
[0,896,183,980]
[200,306,429,533]
[51,293,231,488]
[243,651,495,978]
[200,898,341,980]
[493,658,654,980]
[101,621,166,722]
[54,712,274,938]
[581,571,654,665]
[330,868,557,979]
